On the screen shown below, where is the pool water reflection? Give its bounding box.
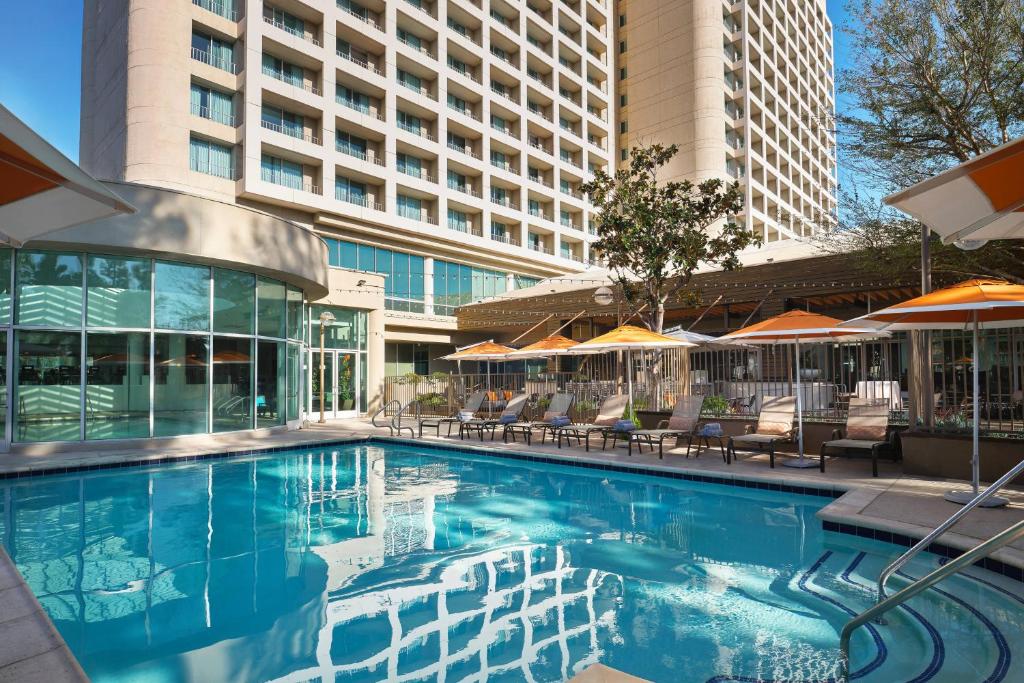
[0,444,853,682]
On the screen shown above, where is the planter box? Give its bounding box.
[901,431,1024,486]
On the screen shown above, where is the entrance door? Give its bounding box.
[309,350,359,419]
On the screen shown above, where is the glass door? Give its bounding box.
[310,351,335,418]
[309,350,360,419]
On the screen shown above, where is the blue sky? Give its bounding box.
[0,0,855,165]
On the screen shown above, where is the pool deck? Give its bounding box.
[2,419,1024,680]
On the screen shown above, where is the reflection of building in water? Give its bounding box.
[273,544,624,683]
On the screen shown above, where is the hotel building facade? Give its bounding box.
[36,0,837,445]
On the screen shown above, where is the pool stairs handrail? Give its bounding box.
[875,456,1024,603]
[372,400,404,435]
[838,517,1024,682]
[391,399,420,437]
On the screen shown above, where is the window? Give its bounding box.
[0,249,10,324]
[336,85,370,113]
[619,40,626,53]
[447,132,467,149]
[335,176,368,205]
[15,331,82,442]
[16,250,83,327]
[261,154,303,190]
[261,105,304,139]
[397,69,423,92]
[257,340,285,428]
[621,147,628,161]
[397,153,425,178]
[397,110,422,134]
[620,120,628,134]
[85,332,150,440]
[257,277,287,338]
[396,194,422,220]
[262,53,304,87]
[448,208,469,232]
[432,261,508,315]
[336,130,368,159]
[322,240,424,312]
[619,67,627,79]
[212,336,253,432]
[213,268,255,335]
[491,114,509,133]
[286,286,304,341]
[619,13,625,27]
[86,255,151,328]
[154,261,210,331]
[447,93,469,113]
[154,334,209,436]
[397,28,422,49]
[620,94,627,106]
[190,83,235,125]
[264,5,305,37]
[189,136,234,178]
[191,31,235,72]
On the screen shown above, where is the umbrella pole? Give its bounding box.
[783,338,816,468]
[945,312,1008,506]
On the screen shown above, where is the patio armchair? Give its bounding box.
[417,391,485,437]
[627,396,724,460]
[820,398,897,477]
[555,395,630,451]
[503,392,575,445]
[459,393,529,441]
[726,395,797,468]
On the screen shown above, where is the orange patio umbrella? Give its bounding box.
[885,135,1024,245]
[717,310,883,467]
[503,334,579,359]
[567,325,696,414]
[844,278,1024,506]
[441,340,516,390]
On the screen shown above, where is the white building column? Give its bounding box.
[424,256,435,315]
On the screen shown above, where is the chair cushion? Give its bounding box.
[757,421,791,437]
[549,416,571,427]
[613,419,636,432]
[499,414,518,424]
[698,423,723,437]
[457,410,475,422]
[542,411,561,421]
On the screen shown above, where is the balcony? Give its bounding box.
[193,0,238,21]
[337,50,383,76]
[262,170,321,194]
[263,15,321,46]
[398,79,436,100]
[335,142,384,165]
[490,159,517,174]
[490,85,518,105]
[490,196,519,210]
[398,167,436,183]
[528,240,553,255]
[528,207,552,221]
[402,0,434,20]
[191,47,238,74]
[190,102,236,127]
[192,160,238,180]
[335,190,382,210]
[260,119,321,144]
[397,206,437,224]
[263,65,321,95]
[490,48,517,68]
[397,120,436,141]
[336,95,384,120]
[491,231,520,246]
[446,141,480,159]
[448,104,482,122]
[398,34,436,59]
[336,0,382,31]
[448,181,481,198]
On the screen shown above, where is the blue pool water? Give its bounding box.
[2,443,1024,682]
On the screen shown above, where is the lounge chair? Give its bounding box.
[418,391,485,437]
[503,393,575,445]
[627,396,724,460]
[820,398,896,477]
[556,395,630,451]
[726,395,797,468]
[459,393,529,441]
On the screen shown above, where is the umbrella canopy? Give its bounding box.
[567,324,697,354]
[717,310,884,466]
[843,278,1024,330]
[885,135,1024,245]
[441,340,516,361]
[504,334,579,359]
[841,278,1024,506]
[0,104,135,245]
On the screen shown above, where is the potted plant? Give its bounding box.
[340,356,355,410]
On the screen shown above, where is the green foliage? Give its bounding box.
[581,144,758,332]
[575,399,597,413]
[399,372,423,386]
[415,392,447,407]
[702,395,731,416]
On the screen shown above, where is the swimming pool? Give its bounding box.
[2,442,1023,682]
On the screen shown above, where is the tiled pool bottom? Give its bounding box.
[1,442,1024,682]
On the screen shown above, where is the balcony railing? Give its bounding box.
[528,175,553,188]
[449,105,482,122]
[262,171,321,194]
[491,232,519,246]
[490,159,517,174]
[398,207,437,224]
[490,86,518,104]
[398,80,436,100]
[336,1,382,31]
[528,241,553,254]
[403,0,433,19]
[261,119,321,144]
[490,196,519,210]
[398,167,436,183]
[398,35,435,59]
[336,143,384,166]
[263,66,321,95]
[192,161,238,180]
[193,0,238,21]
[446,142,480,159]
[190,103,236,127]
[447,20,481,46]
[448,181,481,198]
[528,208,552,221]
[397,121,436,141]
[263,15,322,46]
[336,96,384,120]
[336,50,383,76]
[335,192,383,210]
[191,47,238,74]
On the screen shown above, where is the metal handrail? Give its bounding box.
[839,518,1024,681]
[391,400,420,438]
[372,400,400,434]
[876,457,1024,602]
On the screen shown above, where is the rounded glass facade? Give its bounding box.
[0,248,309,443]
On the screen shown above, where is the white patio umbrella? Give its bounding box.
[717,311,885,468]
[0,104,134,245]
[843,278,1024,506]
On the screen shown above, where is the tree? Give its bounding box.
[580,144,758,332]
[822,0,1024,281]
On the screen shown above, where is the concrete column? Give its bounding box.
[424,257,435,315]
[365,307,386,413]
[691,0,728,183]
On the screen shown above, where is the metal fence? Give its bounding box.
[383,330,1024,434]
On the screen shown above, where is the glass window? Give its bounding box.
[86,255,151,328]
[311,306,358,349]
[0,332,5,437]
[155,261,210,331]
[338,352,356,411]
[286,342,302,420]
[85,332,150,440]
[189,136,235,178]
[16,250,83,327]
[257,340,285,428]
[287,286,304,340]
[154,334,209,437]
[213,268,254,334]
[15,331,82,443]
[0,249,11,324]
[212,336,253,432]
[257,277,287,338]
[340,241,358,269]
[359,352,367,412]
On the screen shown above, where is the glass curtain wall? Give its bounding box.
[0,248,310,444]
